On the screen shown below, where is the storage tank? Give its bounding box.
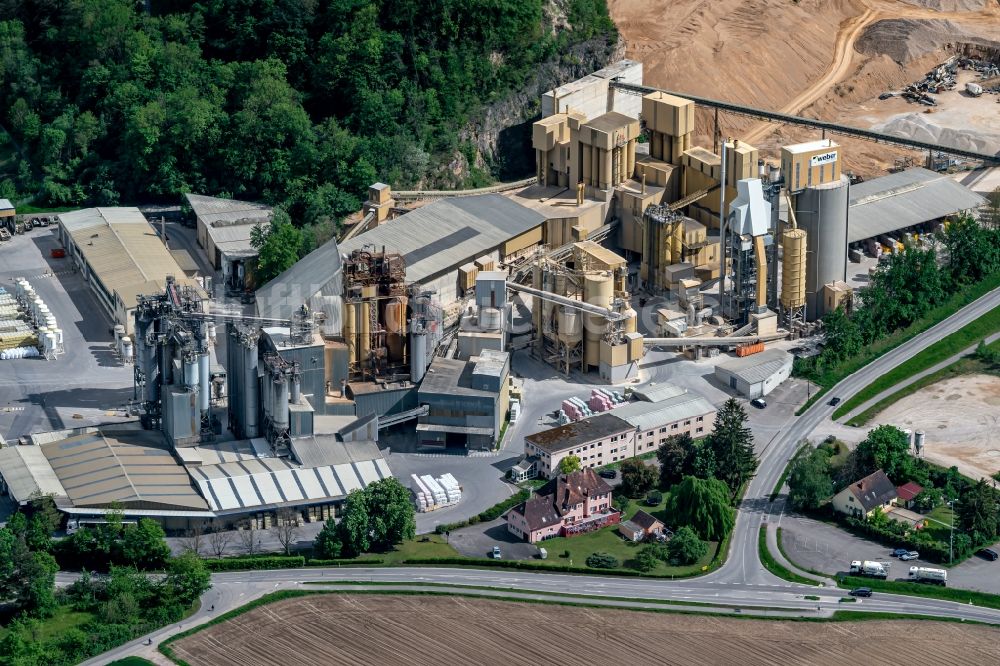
[793,175,849,320]
[410,325,427,383]
[121,337,132,363]
[44,332,56,355]
[198,352,210,412]
[583,273,613,368]
[914,431,925,455]
[641,211,671,289]
[113,324,125,348]
[343,302,356,366]
[242,341,259,437]
[622,308,637,334]
[52,328,63,348]
[780,228,807,310]
[184,356,199,390]
[384,296,407,362]
[557,307,582,343]
[272,374,290,432]
[358,301,371,369]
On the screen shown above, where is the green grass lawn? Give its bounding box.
[923,505,955,543]
[0,606,94,642]
[838,575,1000,610]
[846,345,1000,427]
[357,534,460,564]
[757,526,820,586]
[834,304,1000,421]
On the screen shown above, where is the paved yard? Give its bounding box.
[448,518,541,560]
[778,513,1000,594]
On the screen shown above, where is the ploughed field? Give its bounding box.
[168,594,1000,665]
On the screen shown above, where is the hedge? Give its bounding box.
[306,558,384,567]
[400,557,706,579]
[435,490,530,534]
[205,556,305,571]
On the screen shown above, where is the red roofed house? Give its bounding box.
[506,469,619,543]
[896,481,924,510]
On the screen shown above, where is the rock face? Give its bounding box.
[458,35,624,183]
[855,18,997,65]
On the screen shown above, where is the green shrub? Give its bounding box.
[204,556,305,571]
[585,552,619,569]
[434,490,530,534]
[306,558,383,567]
[645,490,663,506]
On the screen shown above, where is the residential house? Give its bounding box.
[631,510,666,538]
[507,469,618,543]
[832,469,898,519]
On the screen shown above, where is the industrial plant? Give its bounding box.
[0,59,988,533]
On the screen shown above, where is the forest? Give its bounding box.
[0,0,616,232]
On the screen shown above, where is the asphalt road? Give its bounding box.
[79,285,1000,664]
[705,284,1000,588]
[77,565,1000,665]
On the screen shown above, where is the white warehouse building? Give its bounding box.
[715,348,793,399]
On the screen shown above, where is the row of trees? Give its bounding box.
[314,478,416,559]
[0,1,617,220]
[799,214,1000,379]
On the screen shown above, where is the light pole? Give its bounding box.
[948,498,959,564]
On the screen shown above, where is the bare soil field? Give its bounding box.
[875,373,1000,480]
[168,593,1000,666]
[608,0,1000,177]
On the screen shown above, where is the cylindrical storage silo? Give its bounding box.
[622,308,637,334]
[121,337,133,363]
[343,302,356,366]
[261,364,273,423]
[794,176,849,320]
[242,342,259,437]
[198,353,210,412]
[44,333,56,355]
[113,324,125,348]
[780,228,807,310]
[184,355,199,391]
[384,296,407,363]
[410,328,427,384]
[358,301,371,370]
[583,273,613,368]
[914,430,925,454]
[554,273,567,297]
[53,328,63,347]
[272,376,290,432]
[557,307,582,343]
[291,374,301,404]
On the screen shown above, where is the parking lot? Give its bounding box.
[448,517,541,560]
[778,513,1000,594]
[0,226,134,440]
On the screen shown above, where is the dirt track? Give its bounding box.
[169,594,1000,666]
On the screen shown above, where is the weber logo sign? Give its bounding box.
[810,151,838,167]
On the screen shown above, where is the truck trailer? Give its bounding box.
[850,560,890,578]
[908,566,947,585]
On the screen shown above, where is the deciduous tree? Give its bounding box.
[667,476,735,541]
[619,458,657,498]
[666,526,708,565]
[787,448,834,511]
[559,455,581,475]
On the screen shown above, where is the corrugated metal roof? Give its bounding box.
[0,198,13,210]
[614,393,716,432]
[185,193,271,225]
[41,429,208,511]
[717,348,793,385]
[633,383,688,403]
[0,446,67,503]
[255,236,343,326]
[339,194,545,284]
[848,168,985,243]
[58,207,197,308]
[289,436,382,468]
[190,453,391,512]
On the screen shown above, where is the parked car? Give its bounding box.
[849,588,873,597]
[492,545,502,560]
[750,398,767,409]
[891,548,909,558]
[828,397,841,406]
[598,469,617,480]
[977,548,999,561]
[899,551,919,561]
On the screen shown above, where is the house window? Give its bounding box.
[697,416,703,422]
[696,427,704,433]
[684,420,691,426]
[611,435,618,442]
[671,424,678,430]
[659,427,666,433]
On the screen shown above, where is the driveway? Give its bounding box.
[448,518,541,561]
[778,513,1000,594]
